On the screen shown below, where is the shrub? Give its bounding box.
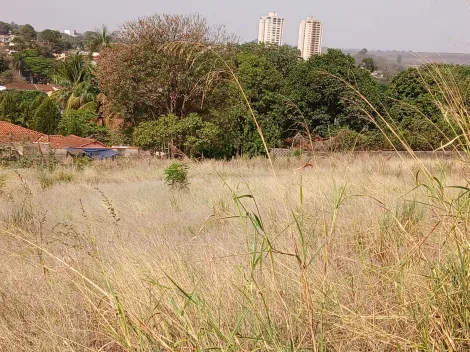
[0,93,20,123]
[164,162,189,189]
[58,110,108,138]
[329,128,392,151]
[31,97,61,134]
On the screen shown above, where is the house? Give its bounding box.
[3,84,60,96]
[0,121,46,144]
[0,121,108,159]
[0,121,146,160]
[38,135,107,149]
[0,35,15,47]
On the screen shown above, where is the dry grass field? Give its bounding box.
[0,154,469,351]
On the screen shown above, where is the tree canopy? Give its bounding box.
[1,14,470,155]
[96,13,235,126]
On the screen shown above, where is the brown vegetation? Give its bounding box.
[0,154,469,350]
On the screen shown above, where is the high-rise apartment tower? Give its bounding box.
[258,12,284,46]
[298,17,323,59]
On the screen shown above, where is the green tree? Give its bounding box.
[361,57,378,72]
[0,91,43,126]
[18,24,37,42]
[13,49,54,83]
[61,33,83,50]
[85,25,113,52]
[176,113,221,157]
[0,21,11,35]
[11,36,28,51]
[58,110,108,138]
[133,115,179,151]
[96,13,234,126]
[0,94,20,123]
[31,98,61,134]
[384,64,470,150]
[286,49,382,136]
[234,50,288,153]
[238,42,301,77]
[38,29,64,53]
[133,113,220,157]
[29,93,46,111]
[51,54,98,110]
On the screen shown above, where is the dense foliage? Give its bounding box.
[58,109,108,139]
[31,97,61,134]
[1,14,470,156]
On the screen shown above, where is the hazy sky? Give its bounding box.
[4,0,470,52]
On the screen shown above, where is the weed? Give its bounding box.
[164,162,190,189]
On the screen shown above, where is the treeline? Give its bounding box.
[0,21,114,84]
[1,14,469,156]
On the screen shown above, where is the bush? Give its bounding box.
[329,128,392,151]
[164,163,189,189]
[31,97,61,134]
[0,93,19,123]
[58,110,108,138]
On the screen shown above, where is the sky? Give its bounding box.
[3,0,470,53]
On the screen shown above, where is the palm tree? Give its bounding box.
[51,54,98,111]
[86,25,113,53]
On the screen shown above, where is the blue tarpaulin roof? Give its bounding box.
[67,148,119,160]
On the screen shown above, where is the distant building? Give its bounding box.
[63,29,78,37]
[2,83,60,96]
[258,12,284,46]
[298,16,323,60]
[0,34,15,48]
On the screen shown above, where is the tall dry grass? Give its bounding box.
[2,41,470,351]
[0,152,468,351]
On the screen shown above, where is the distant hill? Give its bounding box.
[337,48,470,67]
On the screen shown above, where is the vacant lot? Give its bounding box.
[0,154,469,351]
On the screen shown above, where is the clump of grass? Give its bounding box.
[38,170,55,190]
[164,162,190,189]
[37,169,75,189]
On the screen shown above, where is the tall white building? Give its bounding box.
[64,29,78,37]
[258,12,284,46]
[298,17,323,60]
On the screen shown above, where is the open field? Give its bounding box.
[1,154,470,351]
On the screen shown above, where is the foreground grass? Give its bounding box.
[0,154,469,351]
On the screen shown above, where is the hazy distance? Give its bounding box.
[3,0,470,52]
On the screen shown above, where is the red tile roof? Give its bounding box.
[0,121,45,143]
[39,135,107,149]
[0,121,107,148]
[4,84,60,93]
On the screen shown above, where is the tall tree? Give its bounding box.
[31,97,61,134]
[12,49,54,83]
[361,57,378,73]
[286,49,382,135]
[85,25,113,52]
[58,110,107,137]
[0,21,11,35]
[38,29,64,53]
[96,13,234,126]
[18,24,37,42]
[51,54,98,110]
[0,94,20,123]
